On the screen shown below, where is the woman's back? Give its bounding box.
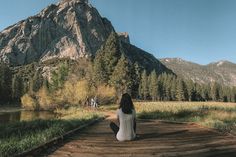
[116,109,136,141]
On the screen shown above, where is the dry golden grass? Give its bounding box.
[55,107,103,120]
[135,101,236,113]
[135,101,236,134]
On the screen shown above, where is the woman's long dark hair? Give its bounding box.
[119,93,135,114]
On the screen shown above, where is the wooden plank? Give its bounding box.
[40,118,236,157]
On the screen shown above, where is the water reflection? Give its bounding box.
[0,110,57,124]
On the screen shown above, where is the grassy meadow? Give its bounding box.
[1,101,236,156]
[135,102,236,134]
[0,108,103,157]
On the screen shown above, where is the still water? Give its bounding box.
[0,106,58,124]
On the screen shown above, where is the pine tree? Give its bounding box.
[222,86,230,102]
[93,48,109,84]
[195,83,203,101]
[110,55,133,95]
[157,75,165,101]
[211,82,220,101]
[201,85,210,101]
[50,62,69,90]
[149,70,158,101]
[176,79,188,101]
[0,63,12,102]
[139,70,149,100]
[161,73,168,100]
[232,87,236,102]
[93,32,121,85]
[170,77,177,101]
[186,80,196,101]
[165,75,172,101]
[132,62,142,98]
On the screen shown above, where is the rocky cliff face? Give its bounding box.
[0,0,173,76]
[0,0,114,66]
[118,32,130,44]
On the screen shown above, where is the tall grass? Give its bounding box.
[0,108,103,157]
[135,102,236,134]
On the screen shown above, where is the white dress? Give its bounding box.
[116,109,136,141]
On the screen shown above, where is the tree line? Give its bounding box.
[0,63,44,104]
[139,71,236,102]
[92,32,236,102]
[1,32,236,105]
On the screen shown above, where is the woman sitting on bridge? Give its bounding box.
[110,93,136,141]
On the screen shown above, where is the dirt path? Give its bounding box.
[41,113,236,157]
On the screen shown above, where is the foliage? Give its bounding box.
[11,75,23,101]
[21,94,38,110]
[176,78,188,101]
[93,32,121,85]
[62,79,91,105]
[139,70,149,100]
[149,70,158,101]
[4,33,233,108]
[96,85,117,105]
[137,72,236,103]
[29,70,44,94]
[211,82,221,101]
[36,86,54,110]
[50,62,69,91]
[21,77,117,110]
[0,63,12,102]
[110,55,133,95]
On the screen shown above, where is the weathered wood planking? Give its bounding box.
[41,119,236,157]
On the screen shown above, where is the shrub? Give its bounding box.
[96,85,117,105]
[37,87,55,110]
[74,80,91,103]
[62,79,91,105]
[21,79,118,110]
[21,94,38,110]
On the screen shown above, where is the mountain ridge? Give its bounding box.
[0,0,114,65]
[0,0,172,75]
[160,58,236,66]
[160,58,236,86]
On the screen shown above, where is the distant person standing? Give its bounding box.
[94,96,98,108]
[90,97,97,108]
[90,98,95,108]
[110,93,136,141]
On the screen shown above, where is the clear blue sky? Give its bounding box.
[1,0,236,65]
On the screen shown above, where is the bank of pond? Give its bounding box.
[0,106,102,157]
[0,108,57,124]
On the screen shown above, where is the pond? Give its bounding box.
[0,106,58,124]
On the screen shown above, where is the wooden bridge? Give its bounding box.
[39,115,236,157]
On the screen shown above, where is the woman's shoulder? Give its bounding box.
[132,109,136,115]
[116,108,121,114]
